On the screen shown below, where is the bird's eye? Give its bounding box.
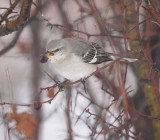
[47,52,54,58]
[53,48,60,52]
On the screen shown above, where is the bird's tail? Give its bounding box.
[119,57,138,62]
[109,53,138,63]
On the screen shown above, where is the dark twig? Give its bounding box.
[0,28,23,56]
[0,0,33,36]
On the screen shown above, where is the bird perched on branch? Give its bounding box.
[40,37,137,81]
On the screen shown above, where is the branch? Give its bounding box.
[0,0,19,25]
[0,28,22,56]
[0,0,33,36]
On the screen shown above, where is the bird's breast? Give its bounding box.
[50,54,97,81]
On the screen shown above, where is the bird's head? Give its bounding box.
[40,39,68,63]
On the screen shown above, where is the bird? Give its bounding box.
[40,37,137,81]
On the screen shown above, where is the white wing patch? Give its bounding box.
[89,57,97,63]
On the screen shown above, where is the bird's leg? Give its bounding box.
[80,78,87,94]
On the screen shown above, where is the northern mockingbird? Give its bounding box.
[40,37,137,81]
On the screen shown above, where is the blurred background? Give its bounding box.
[0,0,160,140]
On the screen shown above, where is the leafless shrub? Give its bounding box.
[0,0,160,140]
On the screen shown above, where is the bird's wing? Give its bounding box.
[81,42,113,64]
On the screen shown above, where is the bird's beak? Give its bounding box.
[40,53,48,63]
[40,52,54,63]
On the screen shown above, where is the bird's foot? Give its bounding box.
[56,80,69,91]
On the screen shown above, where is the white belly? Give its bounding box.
[49,54,97,81]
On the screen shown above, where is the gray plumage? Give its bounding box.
[45,37,113,64]
[40,37,137,81]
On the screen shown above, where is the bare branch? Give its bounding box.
[0,0,32,36]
